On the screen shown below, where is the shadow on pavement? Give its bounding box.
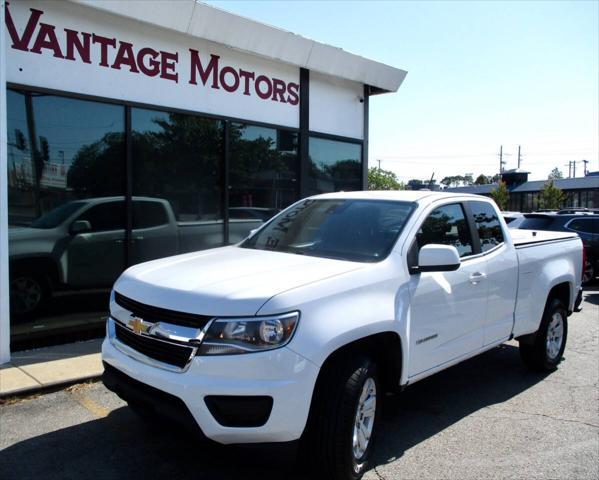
[372,343,548,470]
[582,290,598,306]
[0,344,547,480]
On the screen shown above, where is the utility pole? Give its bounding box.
[517,145,522,169]
[498,145,506,174]
[565,161,572,178]
[428,172,435,189]
[572,160,576,178]
[377,159,381,172]
[583,159,588,176]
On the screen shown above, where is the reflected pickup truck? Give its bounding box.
[9,196,261,317]
[102,191,583,480]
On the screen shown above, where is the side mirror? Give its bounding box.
[69,220,91,235]
[417,244,461,272]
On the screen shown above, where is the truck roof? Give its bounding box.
[310,190,490,203]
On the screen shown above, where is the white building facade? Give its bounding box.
[0,0,406,362]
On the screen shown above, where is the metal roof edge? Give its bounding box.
[68,0,407,92]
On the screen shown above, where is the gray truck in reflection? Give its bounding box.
[9,197,265,317]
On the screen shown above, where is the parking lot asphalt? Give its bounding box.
[1,289,597,480]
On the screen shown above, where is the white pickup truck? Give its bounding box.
[102,191,583,480]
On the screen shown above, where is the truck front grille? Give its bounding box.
[114,322,195,369]
[114,292,212,329]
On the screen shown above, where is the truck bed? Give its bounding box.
[509,228,579,248]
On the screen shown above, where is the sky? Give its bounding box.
[205,0,598,183]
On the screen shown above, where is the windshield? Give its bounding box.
[241,198,416,262]
[29,201,86,229]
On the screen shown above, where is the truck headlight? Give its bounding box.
[197,312,300,355]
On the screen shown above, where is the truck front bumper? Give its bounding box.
[101,333,319,445]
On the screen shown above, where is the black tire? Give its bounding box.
[9,268,51,320]
[303,354,381,480]
[519,298,568,371]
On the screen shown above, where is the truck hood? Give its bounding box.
[114,246,364,317]
[8,227,55,241]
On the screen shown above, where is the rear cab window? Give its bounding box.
[469,201,504,252]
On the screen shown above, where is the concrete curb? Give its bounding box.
[0,339,104,399]
[0,373,102,400]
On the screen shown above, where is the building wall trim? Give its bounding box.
[1,1,11,364]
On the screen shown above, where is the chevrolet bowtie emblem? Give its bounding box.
[129,316,149,335]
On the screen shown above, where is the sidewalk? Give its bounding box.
[0,339,103,398]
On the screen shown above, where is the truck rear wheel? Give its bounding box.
[303,354,380,480]
[519,298,568,371]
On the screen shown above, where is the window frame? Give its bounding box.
[8,82,367,247]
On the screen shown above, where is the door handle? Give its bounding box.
[469,272,487,284]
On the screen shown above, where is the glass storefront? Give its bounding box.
[7,89,126,345]
[132,108,225,259]
[6,87,364,346]
[229,123,299,241]
[307,137,362,195]
[507,189,598,212]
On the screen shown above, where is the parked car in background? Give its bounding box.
[502,211,525,229]
[9,197,265,318]
[516,212,599,283]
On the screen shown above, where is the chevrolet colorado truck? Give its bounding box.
[102,191,583,480]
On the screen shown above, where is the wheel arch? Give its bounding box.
[9,256,60,288]
[547,281,570,312]
[314,332,403,395]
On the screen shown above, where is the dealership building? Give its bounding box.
[0,0,406,362]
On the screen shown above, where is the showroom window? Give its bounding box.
[131,108,225,257]
[6,88,364,346]
[229,123,299,242]
[7,89,126,343]
[307,137,362,195]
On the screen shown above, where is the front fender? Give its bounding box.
[258,262,411,376]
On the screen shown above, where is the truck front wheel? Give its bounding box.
[519,298,568,371]
[304,354,381,480]
[10,269,50,320]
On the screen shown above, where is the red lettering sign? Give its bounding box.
[4,3,299,103]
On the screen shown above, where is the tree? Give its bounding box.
[539,180,565,210]
[474,174,491,185]
[368,167,403,190]
[548,168,564,180]
[440,175,474,187]
[490,181,510,210]
[441,175,461,187]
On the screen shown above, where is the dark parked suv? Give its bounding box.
[517,210,599,283]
